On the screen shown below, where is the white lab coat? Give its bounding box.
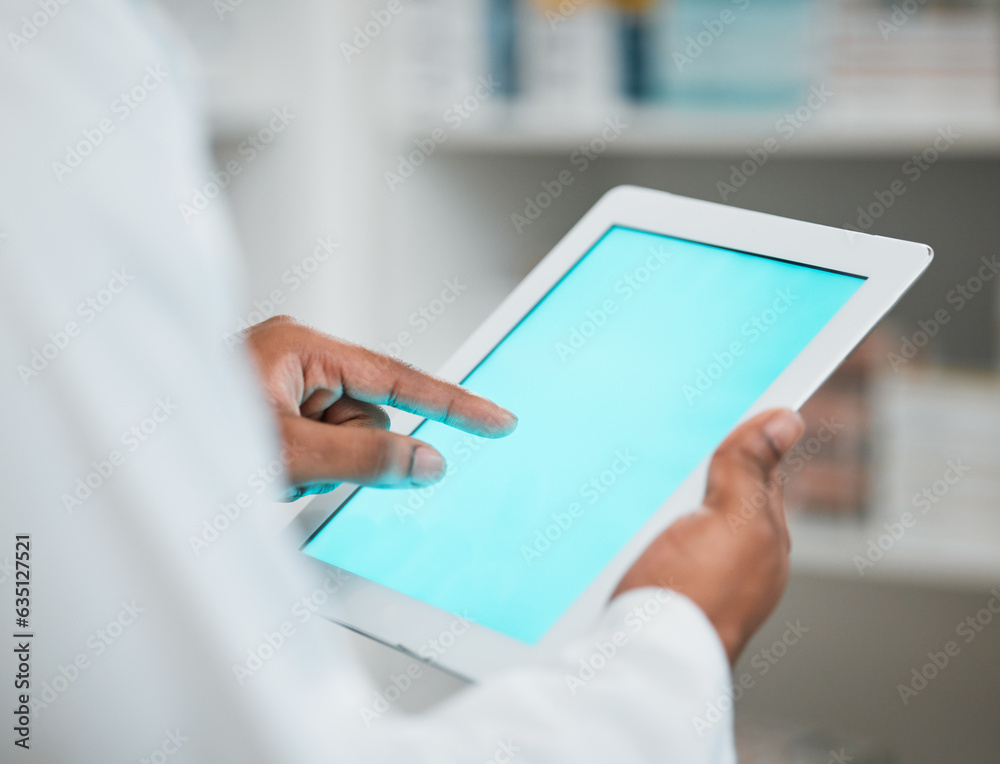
[0,2,736,761]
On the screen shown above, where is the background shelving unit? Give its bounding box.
[430,104,1000,157]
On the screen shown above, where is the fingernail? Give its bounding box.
[411,446,446,487]
[496,408,518,434]
[763,410,805,453]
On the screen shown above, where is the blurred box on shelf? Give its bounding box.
[658,0,823,110]
[831,0,1000,112]
[870,366,1000,542]
[785,331,1000,533]
[784,333,887,519]
[387,0,492,127]
[517,0,623,119]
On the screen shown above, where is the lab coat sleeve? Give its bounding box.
[354,588,737,763]
[324,589,736,764]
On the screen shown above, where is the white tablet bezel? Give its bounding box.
[292,185,932,681]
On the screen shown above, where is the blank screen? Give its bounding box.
[303,226,864,644]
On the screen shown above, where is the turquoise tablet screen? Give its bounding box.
[303,226,864,644]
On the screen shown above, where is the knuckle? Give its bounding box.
[363,432,408,485]
[365,433,393,483]
[256,314,295,334]
[715,429,776,476]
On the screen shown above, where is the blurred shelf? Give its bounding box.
[789,514,1000,591]
[426,103,1000,158]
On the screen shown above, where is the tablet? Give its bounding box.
[295,186,931,680]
